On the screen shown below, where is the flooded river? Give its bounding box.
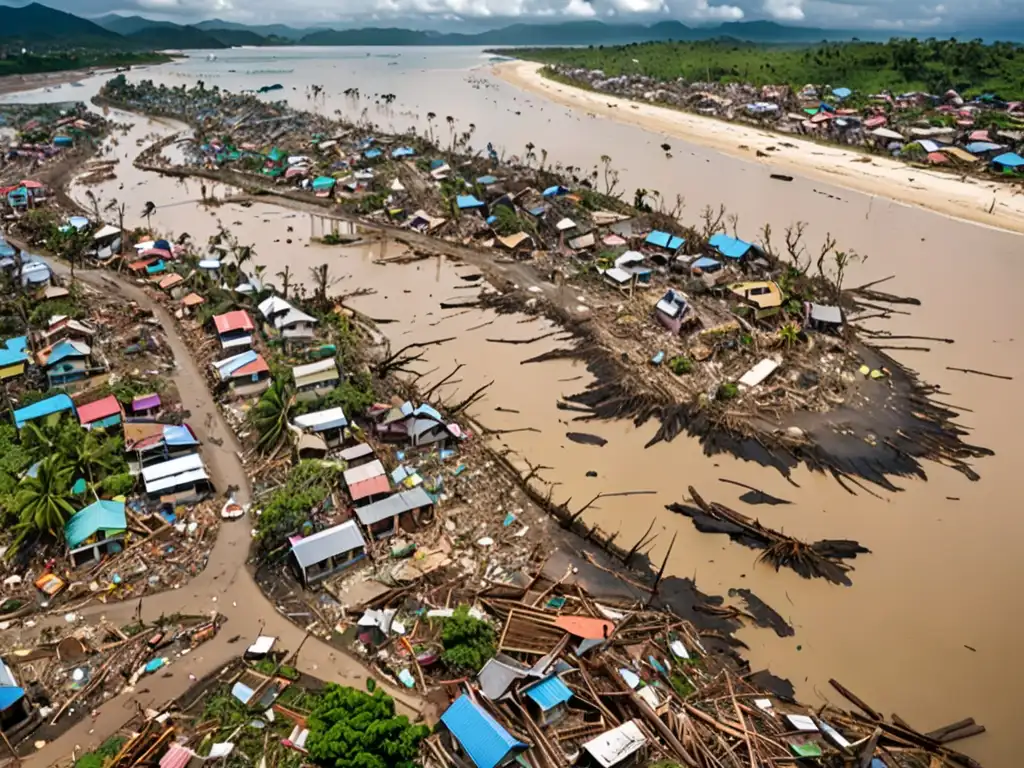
[6,47,1023,765]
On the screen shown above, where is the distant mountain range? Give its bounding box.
[0,1,1021,52]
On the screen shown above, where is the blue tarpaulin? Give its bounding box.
[992,152,1024,169]
[691,256,723,272]
[440,695,526,768]
[542,185,568,197]
[456,195,485,209]
[312,176,335,190]
[709,234,753,259]
[65,500,127,548]
[645,230,685,251]
[365,148,382,159]
[391,147,415,158]
[0,687,24,712]
[965,142,1003,154]
[831,87,852,100]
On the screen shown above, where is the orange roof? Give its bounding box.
[232,355,269,378]
[553,615,615,639]
[213,310,254,335]
[128,258,156,272]
[350,475,391,502]
[181,292,205,307]
[159,273,184,290]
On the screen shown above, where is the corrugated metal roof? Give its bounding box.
[293,407,348,432]
[0,687,25,712]
[440,695,526,768]
[344,459,384,486]
[355,487,432,525]
[65,500,126,548]
[77,395,122,425]
[13,393,75,428]
[523,675,573,711]
[159,744,194,768]
[582,720,647,768]
[709,233,753,259]
[132,393,161,412]
[145,467,209,495]
[142,453,205,483]
[291,521,365,568]
[338,443,374,461]
[478,654,530,700]
[212,350,260,380]
[349,474,392,503]
[292,358,338,380]
[213,310,254,335]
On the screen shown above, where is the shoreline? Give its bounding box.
[492,60,1024,236]
[0,68,104,98]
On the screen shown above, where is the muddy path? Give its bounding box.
[14,255,421,767]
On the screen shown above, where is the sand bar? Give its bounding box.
[493,59,1024,234]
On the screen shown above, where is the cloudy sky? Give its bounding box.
[2,0,1012,32]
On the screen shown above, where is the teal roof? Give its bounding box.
[64,500,127,548]
[440,695,526,768]
[46,340,89,366]
[13,394,75,428]
[0,337,27,367]
[523,675,573,711]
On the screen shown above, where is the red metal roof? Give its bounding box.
[349,475,391,502]
[213,310,254,335]
[159,744,194,768]
[77,395,122,425]
[233,355,269,378]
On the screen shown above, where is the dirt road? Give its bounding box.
[20,260,421,766]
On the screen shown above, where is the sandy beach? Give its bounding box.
[493,59,1024,234]
[0,69,106,98]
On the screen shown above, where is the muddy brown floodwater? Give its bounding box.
[5,47,1019,764]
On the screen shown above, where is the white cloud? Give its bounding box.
[564,0,598,17]
[762,0,804,20]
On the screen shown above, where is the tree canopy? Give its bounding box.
[441,605,496,672]
[514,38,1024,100]
[305,683,428,768]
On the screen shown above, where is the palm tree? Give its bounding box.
[251,378,293,454]
[778,323,801,348]
[13,456,76,539]
[65,430,124,489]
[276,265,292,298]
[426,112,436,143]
[141,201,156,232]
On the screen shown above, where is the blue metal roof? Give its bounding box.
[216,350,259,378]
[164,425,199,447]
[365,148,383,159]
[645,230,685,251]
[0,687,24,712]
[523,675,573,711]
[709,233,753,259]
[831,87,852,99]
[392,147,415,158]
[64,499,127,548]
[14,393,75,428]
[440,695,526,768]
[691,256,722,271]
[46,340,88,366]
[477,175,498,185]
[992,152,1024,168]
[542,185,568,197]
[0,336,27,367]
[964,142,1002,154]
[457,195,485,209]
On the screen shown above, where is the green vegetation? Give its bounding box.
[74,735,128,768]
[254,658,300,679]
[306,683,428,768]
[254,461,343,550]
[716,382,740,401]
[441,605,496,672]
[668,355,694,375]
[0,51,170,79]
[0,418,130,550]
[251,377,294,454]
[514,38,1024,100]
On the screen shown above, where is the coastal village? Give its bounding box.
[516,62,1024,176]
[0,69,993,768]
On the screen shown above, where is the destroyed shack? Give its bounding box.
[140,453,211,503]
[290,520,367,586]
[353,486,434,539]
[64,499,127,567]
